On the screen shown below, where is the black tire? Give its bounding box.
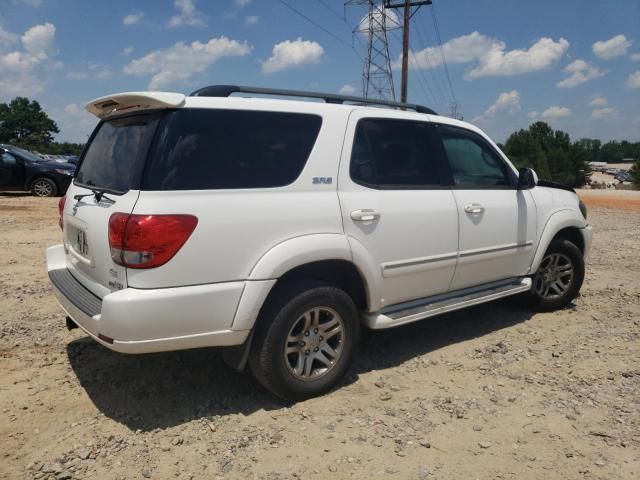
[527,238,585,311]
[249,280,360,401]
[30,177,58,197]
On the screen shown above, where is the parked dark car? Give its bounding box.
[0,144,75,197]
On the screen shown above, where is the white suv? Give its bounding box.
[47,85,592,400]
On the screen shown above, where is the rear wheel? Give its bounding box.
[528,239,584,311]
[30,177,58,197]
[249,281,360,401]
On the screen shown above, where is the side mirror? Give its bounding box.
[518,168,538,190]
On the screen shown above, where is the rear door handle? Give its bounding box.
[351,209,380,221]
[464,203,484,214]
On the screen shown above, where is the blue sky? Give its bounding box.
[1,0,639,144]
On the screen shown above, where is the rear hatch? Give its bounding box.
[62,112,161,298]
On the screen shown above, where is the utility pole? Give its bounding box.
[383,0,432,104]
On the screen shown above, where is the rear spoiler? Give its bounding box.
[86,92,186,119]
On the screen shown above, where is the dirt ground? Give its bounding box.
[1,191,638,480]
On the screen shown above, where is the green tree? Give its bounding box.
[631,159,640,188]
[503,128,551,179]
[503,121,590,187]
[575,138,601,163]
[0,97,59,147]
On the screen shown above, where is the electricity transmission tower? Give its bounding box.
[346,1,398,101]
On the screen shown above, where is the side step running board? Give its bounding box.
[364,277,532,330]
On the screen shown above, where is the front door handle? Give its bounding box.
[464,203,485,214]
[351,209,380,221]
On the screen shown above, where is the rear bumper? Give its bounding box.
[47,244,252,354]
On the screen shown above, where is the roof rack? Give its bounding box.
[189,85,438,116]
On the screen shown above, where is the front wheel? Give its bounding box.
[528,238,585,311]
[30,177,58,197]
[249,281,360,401]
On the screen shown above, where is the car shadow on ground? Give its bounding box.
[67,298,534,431]
[0,191,33,197]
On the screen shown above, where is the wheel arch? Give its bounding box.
[530,209,586,273]
[27,174,59,195]
[224,236,373,372]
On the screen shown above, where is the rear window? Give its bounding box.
[76,114,159,193]
[142,109,322,190]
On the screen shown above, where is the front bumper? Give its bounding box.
[581,224,594,260]
[47,244,251,354]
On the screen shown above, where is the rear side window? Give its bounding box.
[76,114,159,193]
[438,126,512,188]
[142,109,322,190]
[350,118,442,188]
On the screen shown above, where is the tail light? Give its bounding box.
[58,196,66,230]
[108,213,198,269]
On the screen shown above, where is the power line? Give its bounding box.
[316,0,347,22]
[428,2,457,105]
[408,23,448,111]
[412,14,449,107]
[388,28,441,111]
[278,0,362,59]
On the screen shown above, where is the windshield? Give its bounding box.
[75,113,160,193]
[10,145,44,163]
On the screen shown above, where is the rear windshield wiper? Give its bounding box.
[74,189,115,203]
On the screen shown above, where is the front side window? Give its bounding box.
[350,118,442,188]
[1,151,17,165]
[142,109,322,190]
[438,126,512,188]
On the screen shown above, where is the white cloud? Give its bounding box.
[397,32,568,79]
[467,36,569,79]
[631,52,640,62]
[66,71,88,80]
[472,90,520,123]
[0,25,17,50]
[123,12,144,26]
[168,0,206,28]
[592,34,632,60]
[356,6,401,33]
[588,97,608,107]
[528,111,539,119]
[21,22,55,58]
[244,15,259,25]
[66,62,111,81]
[124,36,251,89]
[541,106,571,120]
[591,107,618,120]
[338,84,357,95]
[235,0,251,6]
[64,103,84,116]
[627,71,640,89]
[0,22,57,98]
[123,46,134,56]
[556,59,605,88]
[262,38,324,74]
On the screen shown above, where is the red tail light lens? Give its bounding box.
[108,213,198,269]
[58,196,66,230]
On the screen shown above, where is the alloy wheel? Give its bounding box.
[284,307,344,381]
[534,253,575,300]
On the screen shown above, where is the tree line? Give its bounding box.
[1,95,639,187]
[0,97,84,155]
[500,121,640,188]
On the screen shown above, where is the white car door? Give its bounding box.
[338,111,459,310]
[434,124,537,290]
